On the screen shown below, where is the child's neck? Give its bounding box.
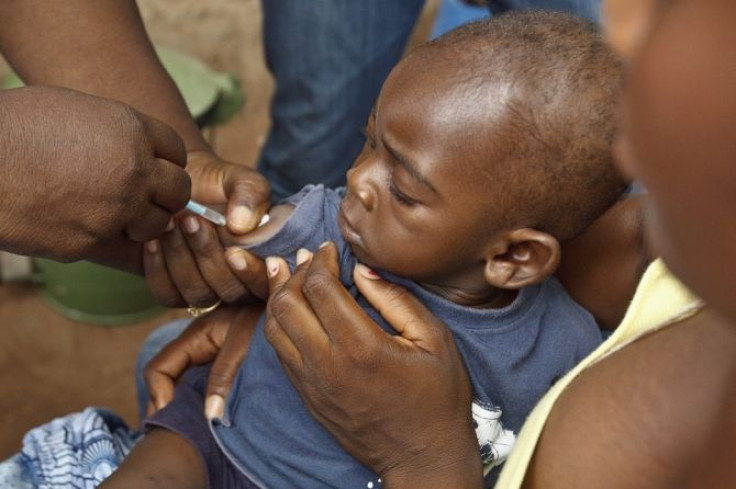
[421,282,518,309]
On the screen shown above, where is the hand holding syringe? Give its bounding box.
[186,200,270,228]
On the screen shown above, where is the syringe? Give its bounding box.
[185,200,227,227]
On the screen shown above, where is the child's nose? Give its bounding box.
[346,166,377,211]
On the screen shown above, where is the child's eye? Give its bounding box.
[388,178,417,206]
[360,126,377,150]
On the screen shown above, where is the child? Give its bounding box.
[3,11,627,489]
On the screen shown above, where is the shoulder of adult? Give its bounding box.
[523,306,736,488]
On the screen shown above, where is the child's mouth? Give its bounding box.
[338,204,363,247]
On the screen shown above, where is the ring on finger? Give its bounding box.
[187,300,222,317]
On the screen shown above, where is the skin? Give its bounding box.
[143,23,641,411]
[263,246,485,488]
[144,303,264,416]
[99,429,207,489]
[0,86,189,264]
[220,48,561,305]
[142,1,736,487]
[123,248,484,489]
[529,0,736,487]
[555,195,646,330]
[618,0,736,323]
[525,308,736,489]
[142,194,645,419]
[284,2,736,488]
[0,0,269,289]
[144,42,565,309]
[340,53,560,303]
[136,18,640,489]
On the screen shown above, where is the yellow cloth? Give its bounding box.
[494,258,703,488]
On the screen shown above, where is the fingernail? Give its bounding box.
[205,395,225,420]
[296,248,312,266]
[165,217,175,232]
[319,241,331,249]
[226,249,247,271]
[231,206,253,230]
[355,263,380,279]
[265,257,280,277]
[155,398,168,411]
[145,240,159,254]
[182,216,200,234]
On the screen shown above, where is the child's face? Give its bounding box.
[339,54,507,290]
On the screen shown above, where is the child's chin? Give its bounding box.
[349,244,381,271]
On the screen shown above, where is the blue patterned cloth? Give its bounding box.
[0,408,140,489]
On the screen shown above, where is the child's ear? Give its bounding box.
[484,229,561,289]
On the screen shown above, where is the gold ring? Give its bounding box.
[187,300,222,318]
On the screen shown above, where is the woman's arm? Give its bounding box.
[0,0,271,284]
[0,0,205,152]
[524,307,736,488]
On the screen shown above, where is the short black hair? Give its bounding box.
[417,11,629,241]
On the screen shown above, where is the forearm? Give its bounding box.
[382,455,484,489]
[381,425,484,489]
[99,428,207,489]
[0,0,208,152]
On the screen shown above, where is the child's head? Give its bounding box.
[339,11,629,305]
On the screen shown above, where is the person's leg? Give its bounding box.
[135,318,192,423]
[258,0,426,200]
[489,0,601,22]
[99,429,206,489]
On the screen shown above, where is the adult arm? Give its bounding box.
[0,0,205,153]
[0,0,269,283]
[524,307,736,488]
[0,0,269,226]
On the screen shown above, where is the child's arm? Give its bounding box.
[99,428,207,489]
[216,202,295,248]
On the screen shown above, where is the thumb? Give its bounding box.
[353,263,448,352]
[223,166,271,234]
[205,305,263,420]
[265,256,294,298]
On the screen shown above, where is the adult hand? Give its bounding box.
[185,150,270,234]
[143,151,271,307]
[265,244,484,488]
[0,86,190,261]
[143,303,263,418]
[143,252,305,421]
